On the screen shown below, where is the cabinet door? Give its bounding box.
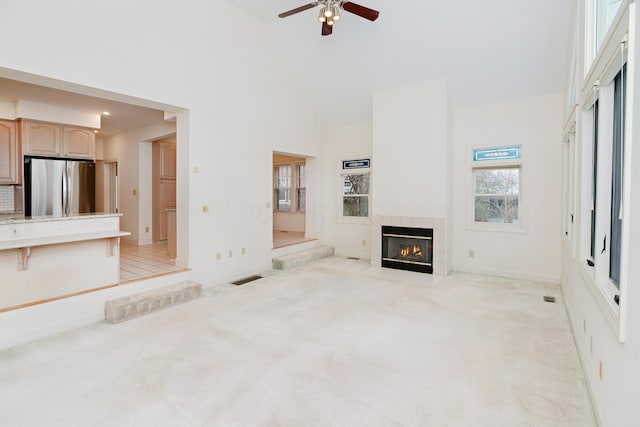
[159,142,176,179]
[158,180,176,240]
[63,126,95,159]
[23,121,61,157]
[0,120,18,184]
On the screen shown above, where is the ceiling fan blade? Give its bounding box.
[322,21,333,36]
[341,2,379,21]
[278,2,319,18]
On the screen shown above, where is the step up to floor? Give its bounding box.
[272,245,335,270]
[105,281,202,324]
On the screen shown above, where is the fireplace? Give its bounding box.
[381,226,433,273]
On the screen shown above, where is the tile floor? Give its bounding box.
[120,242,185,283]
[273,230,316,249]
[0,257,596,426]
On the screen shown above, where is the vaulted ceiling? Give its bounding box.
[228,0,574,125]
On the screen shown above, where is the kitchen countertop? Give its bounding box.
[0,212,123,225]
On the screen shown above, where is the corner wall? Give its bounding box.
[322,123,372,259]
[451,93,564,283]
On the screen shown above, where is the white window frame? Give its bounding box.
[577,18,629,340]
[338,166,370,224]
[562,120,577,257]
[274,161,306,214]
[469,157,524,234]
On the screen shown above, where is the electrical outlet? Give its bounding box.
[362,240,366,246]
[203,205,209,213]
[228,250,233,258]
[583,319,586,334]
[469,250,475,258]
[145,227,150,233]
[241,247,246,255]
[216,252,220,260]
[193,166,199,173]
[132,189,137,196]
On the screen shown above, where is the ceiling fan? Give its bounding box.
[278,1,379,36]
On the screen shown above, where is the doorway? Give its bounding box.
[272,152,314,248]
[95,160,118,214]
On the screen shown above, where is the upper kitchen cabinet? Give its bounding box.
[62,126,95,159]
[0,120,20,184]
[22,120,61,157]
[21,120,95,159]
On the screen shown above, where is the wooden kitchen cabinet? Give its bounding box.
[22,120,62,157]
[0,120,19,184]
[152,139,176,242]
[159,141,176,180]
[62,126,95,159]
[22,120,95,159]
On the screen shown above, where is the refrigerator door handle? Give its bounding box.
[62,165,69,217]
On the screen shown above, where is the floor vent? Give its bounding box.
[348,257,360,260]
[231,275,263,286]
[543,296,556,303]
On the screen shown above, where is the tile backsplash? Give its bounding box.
[0,186,15,212]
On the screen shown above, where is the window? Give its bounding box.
[596,0,623,52]
[609,64,626,287]
[274,165,291,211]
[473,167,520,224]
[562,131,576,246]
[590,100,599,261]
[342,173,369,217]
[297,164,306,212]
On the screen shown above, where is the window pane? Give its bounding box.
[276,166,291,189]
[343,174,369,195]
[610,65,626,287]
[297,188,306,212]
[343,196,368,217]
[474,195,519,223]
[297,164,305,188]
[474,168,519,195]
[591,101,599,259]
[473,167,520,224]
[596,0,623,52]
[276,188,290,211]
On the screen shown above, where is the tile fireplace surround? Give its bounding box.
[371,216,447,276]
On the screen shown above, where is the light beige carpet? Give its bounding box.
[0,257,595,426]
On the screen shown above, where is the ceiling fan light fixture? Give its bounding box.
[333,7,341,20]
[324,7,333,18]
[327,18,334,25]
[318,9,326,22]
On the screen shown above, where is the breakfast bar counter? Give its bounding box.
[0,213,129,311]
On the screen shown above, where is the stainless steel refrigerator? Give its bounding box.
[24,157,96,217]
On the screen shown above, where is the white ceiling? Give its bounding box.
[228,0,574,125]
[0,1,573,132]
[0,77,166,138]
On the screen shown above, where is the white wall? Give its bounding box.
[452,93,564,283]
[0,0,323,283]
[322,123,372,259]
[372,80,450,219]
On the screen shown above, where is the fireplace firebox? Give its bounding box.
[381,226,433,273]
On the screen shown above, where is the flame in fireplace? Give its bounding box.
[399,245,423,258]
